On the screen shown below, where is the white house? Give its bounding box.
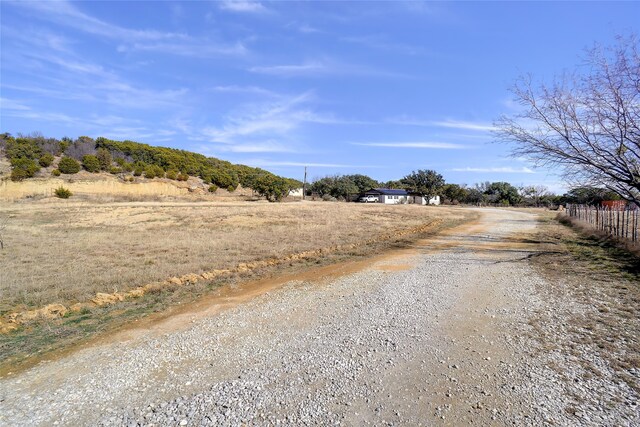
[363,188,409,204]
[288,187,304,198]
[408,194,441,205]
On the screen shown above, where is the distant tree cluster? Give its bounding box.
[310,174,379,200]
[307,169,615,207]
[0,133,301,201]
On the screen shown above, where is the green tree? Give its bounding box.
[382,180,405,189]
[465,188,487,205]
[82,155,101,172]
[10,158,40,181]
[401,170,445,198]
[253,174,295,202]
[346,174,380,193]
[59,137,72,154]
[6,137,42,161]
[58,156,81,174]
[484,182,521,205]
[441,184,468,204]
[96,148,112,170]
[310,175,365,200]
[562,187,621,205]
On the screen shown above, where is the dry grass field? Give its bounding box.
[0,198,474,369]
[0,200,471,313]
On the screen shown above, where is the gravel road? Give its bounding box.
[1,208,638,426]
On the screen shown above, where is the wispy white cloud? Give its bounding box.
[3,108,79,124]
[1,98,177,142]
[450,167,535,174]
[117,41,247,57]
[242,160,381,168]
[352,142,466,149]
[398,1,438,14]
[249,61,328,76]
[432,119,497,132]
[2,25,74,53]
[341,35,423,55]
[1,97,31,111]
[297,24,321,34]
[211,85,280,97]
[284,21,322,34]
[11,1,185,42]
[198,91,343,145]
[200,141,294,153]
[249,59,408,78]
[176,92,353,153]
[386,116,496,131]
[219,0,267,13]
[3,42,189,110]
[9,1,245,58]
[100,84,189,109]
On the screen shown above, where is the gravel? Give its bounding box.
[0,208,637,426]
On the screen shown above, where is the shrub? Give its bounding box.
[177,173,189,181]
[54,186,72,199]
[10,168,29,181]
[10,157,40,181]
[58,156,81,174]
[109,166,122,174]
[96,148,112,170]
[144,166,156,179]
[6,137,42,161]
[39,153,54,167]
[52,169,61,176]
[227,184,236,192]
[208,184,218,193]
[165,169,178,180]
[59,140,70,154]
[144,164,164,179]
[82,155,101,172]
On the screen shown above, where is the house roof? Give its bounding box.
[365,188,408,196]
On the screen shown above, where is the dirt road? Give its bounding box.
[0,208,637,426]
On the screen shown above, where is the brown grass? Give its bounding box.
[528,215,640,395]
[0,199,474,371]
[0,199,472,312]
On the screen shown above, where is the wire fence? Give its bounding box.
[567,204,640,245]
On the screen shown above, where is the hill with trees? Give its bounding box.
[0,133,301,201]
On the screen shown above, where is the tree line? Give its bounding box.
[0,133,301,201]
[309,170,622,207]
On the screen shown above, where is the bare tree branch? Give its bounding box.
[495,35,640,206]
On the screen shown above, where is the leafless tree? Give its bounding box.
[495,35,640,206]
[519,185,549,207]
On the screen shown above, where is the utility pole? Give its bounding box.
[302,166,307,200]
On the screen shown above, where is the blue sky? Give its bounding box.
[1,1,639,192]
